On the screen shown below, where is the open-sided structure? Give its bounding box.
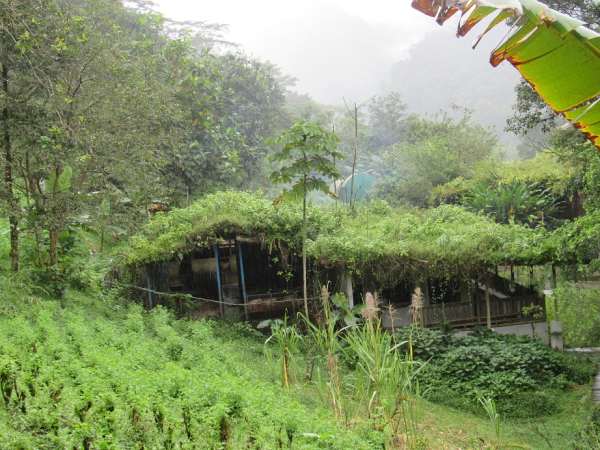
[119,191,558,335]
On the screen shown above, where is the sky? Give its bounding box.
[152,0,437,104]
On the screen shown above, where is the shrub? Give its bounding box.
[551,283,600,347]
[394,325,451,360]
[400,326,596,418]
[495,390,560,418]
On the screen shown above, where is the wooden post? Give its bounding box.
[422,279,431,306]
[341,267,354,309]
[552,264,559,321]
[236,239,249,321]
[213,245,224,318]
[485,277,492,330]
[145,265,154,309]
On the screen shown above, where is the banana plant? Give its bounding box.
[411,0,600,149]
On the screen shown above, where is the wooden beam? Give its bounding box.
[236,239,249,321]
[485,278,492,329]
[213,245,224,318]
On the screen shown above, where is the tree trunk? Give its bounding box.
[1,62,18,271]
[302,178,308,318]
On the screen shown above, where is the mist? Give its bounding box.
[154,0,521,141]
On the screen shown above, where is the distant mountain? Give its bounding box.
[383,25,522,146]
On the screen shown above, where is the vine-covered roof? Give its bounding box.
[123,191,568,279]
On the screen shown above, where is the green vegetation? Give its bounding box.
[125,191,552,279]
[270,120,342,316]
[0,285,379,449]
[550,282,600,347]
[0,281,597,449]
[395,326,595,418]
[3,0,600,448]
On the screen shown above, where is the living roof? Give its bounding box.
[124,191,336,266]
[124,191,559,279]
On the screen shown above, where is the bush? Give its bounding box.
[394,325,452,360]
[398,326,596,418]
[495,390,560,418]
[551,283,600,347]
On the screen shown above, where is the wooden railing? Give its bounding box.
[421,295,545,328]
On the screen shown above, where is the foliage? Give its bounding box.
[270,121,342,314]
[0,0,291,277]
[479,396,501,445]
[124,191,337,266]
[551,283,600,347]
[463,179,558,227]
[344,320,422,446]
[124,190,559,281]
[270,120,342,201]
[412,0,600,150]
[432,152,579,225]
[549,210,600,265]
[264,316,303,388]
[506,1,600,143]
[308,202,550,281]
[377,113,498,207]
[395,326,595,418]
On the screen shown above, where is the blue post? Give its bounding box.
[213,245,224,317]
[236,239,249,321]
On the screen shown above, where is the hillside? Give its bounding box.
[0,279,595,449]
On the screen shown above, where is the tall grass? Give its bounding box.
[344,317,423,448]
[479,396,502,448]
[264,315,303,388]
[302,287,348,420]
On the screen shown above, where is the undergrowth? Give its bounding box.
[0,282,380,449]
[395,326,596,418]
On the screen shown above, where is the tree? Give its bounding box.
[366,92,408,150]
[270,121,341,317]
[377,113,498,206]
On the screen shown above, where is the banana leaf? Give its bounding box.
[411,0,600,149]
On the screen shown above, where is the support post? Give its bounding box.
[485,277,492,330]
[213,245,224,318]
[236,239,249,321]
[340,267,354,309]
[145,265,154,309]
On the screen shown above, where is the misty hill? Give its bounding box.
[384,26,522,144]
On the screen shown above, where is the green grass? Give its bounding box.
[416,388,592,449]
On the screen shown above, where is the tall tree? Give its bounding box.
[270,121,341,317]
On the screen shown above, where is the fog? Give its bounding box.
[154,0,521,141]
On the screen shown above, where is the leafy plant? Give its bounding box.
[411,0,600,150]
[264,316,303,388]
[463,179,558,227]
[479,396,502,448]
[302,287,349,419]
[344,320,422,447]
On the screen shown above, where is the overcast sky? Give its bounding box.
[152,0,438,104]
